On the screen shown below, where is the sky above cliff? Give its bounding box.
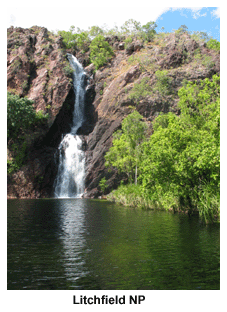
[6,2,220,41]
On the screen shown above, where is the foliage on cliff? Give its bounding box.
[89,35,114,70]
[7,92,48,139]
[57,19,157,69]
[107,75,220,223]
[7,92,49,174]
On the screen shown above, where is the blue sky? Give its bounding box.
[156,7,220,41]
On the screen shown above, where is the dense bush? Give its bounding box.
[57,20,218,72]
[58,30,90,52]
[7,92,48,138]
[7,92,36,138]
[207,38,220,51]
[7,92,49,174]
[105,110,148,184]
[89,35,114,69]
[142,75,219,220]
[106,75,220,223]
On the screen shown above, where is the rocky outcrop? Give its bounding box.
[7,26,72,126]
[7,27,220,198]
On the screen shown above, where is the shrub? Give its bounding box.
[140,21,157,42]
[153,70,173,96]
[99,177,108,193]
[124,35,133,49]
[89,35,114,70]
[11,58,22,74]
[207,39,220,51]
[58,29,90,52]
[63,64,74,77]
[7,93,36,138]
[7,141,28,174]
[7,92,48,138]
[129,77,152,100]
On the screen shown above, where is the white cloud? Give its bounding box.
[211,8,220,19]
[171,7,203,12]
[166,7,206,19]
[180,11,188,18]
[192,11,207,19]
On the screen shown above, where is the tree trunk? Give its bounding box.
[135,164,137,185]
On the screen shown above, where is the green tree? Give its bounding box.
[58,29,77,49]
[129,77,152,101]
[105,111,148,184]
[99,177,108,193]
[7,92,48,174]
[140,75,220,221]
[88,25,105,38]
[89,35,114,69]
[58,28,90,51]
[153,70,173,96]
[141,21,157,41]
[120,19,142,37]
[7,92,37,138]
[178,24,189,33]
[207,38,220,51]
[75,32,90,52]
[7,92,48,138]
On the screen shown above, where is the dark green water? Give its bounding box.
[7,199,220,290]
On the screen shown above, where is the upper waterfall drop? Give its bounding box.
[67,54,86,134]
[54,55,86,198]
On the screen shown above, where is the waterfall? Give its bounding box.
[54,55,86,198]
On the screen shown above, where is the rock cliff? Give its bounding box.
[7,27,220,198]
[7,26,75,197]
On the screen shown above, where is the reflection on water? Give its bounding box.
[7,199,220,290]
[59,199,88,287]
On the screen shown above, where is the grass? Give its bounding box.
[107,183,220,223]
[196,183,220,223]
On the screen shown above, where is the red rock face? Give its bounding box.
[7,28,220,198]
[7,26,72,126]
[7,26,74,198]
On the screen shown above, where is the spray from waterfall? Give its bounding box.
[54,55,86,198]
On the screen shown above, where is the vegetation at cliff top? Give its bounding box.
[89,35,114,70]
[57,19,219,70]
[106,75,220,223]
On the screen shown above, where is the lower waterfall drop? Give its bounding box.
[54,55,86,198]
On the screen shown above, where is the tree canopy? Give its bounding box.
[7,92,48,139]
[105,110,148,184]
[89,35,114,70]
[105,75,220,222]
[7,92,36,138]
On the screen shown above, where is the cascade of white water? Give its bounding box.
[54,55,86,198]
